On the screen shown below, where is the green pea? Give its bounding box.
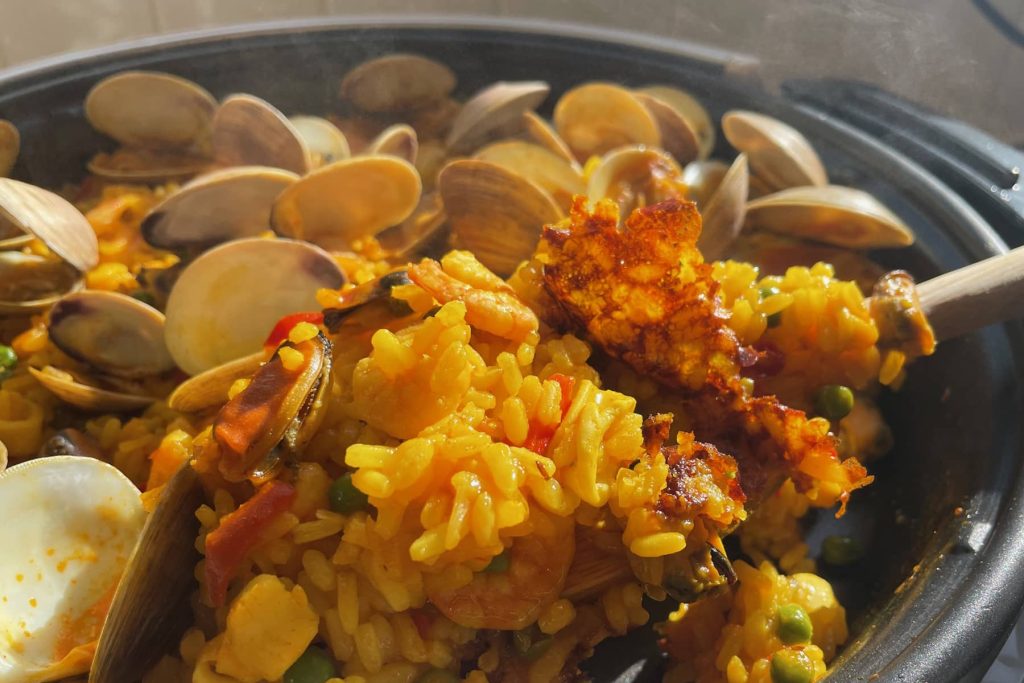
[283,646,336,683]
[776,603,813,644]
[0,344,17,370]
[770,649,814,683]
[760,286,781,300]
[814,384,854,421]
[415,669,460,683]
[484,549,510,573]
[821,535,864,566]
[328,473,369,514]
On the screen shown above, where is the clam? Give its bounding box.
[586,145,686,216]
[553,82,660,161]
[0,178,98,273]
[474,140,585,210]
[140,166,298,252]
[445,81,550,154]
[745,185,915,249]
[0,252,81,314]
[163,237,345,375]
[212,94,312,175]
[367,124,419,164]
[213,333,332,484]
[697,154,749,260]
[340,53,456,113]
[85,71,216,150]
[47,291,175,379]
[288,115,351,166]
[634,92,700,165]
[439,159,563,277]
[376,193,448,259]
[722,110,828,191]
[520,111,578,166]
[0,438,6,474]
[0,456,145,683]
[0,216,32,251]
[637,86,715,159]
[0,119,19,177]
[29,366,157,412]
[681,159,730,207]
[91,460,203,683]
[167,351,266,414]
[87,148,211,184]
[271,156,422,251]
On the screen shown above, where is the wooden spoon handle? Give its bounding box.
[918,245,1024,342]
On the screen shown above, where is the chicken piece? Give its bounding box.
[214,574,319,683]
[541,198,870,511]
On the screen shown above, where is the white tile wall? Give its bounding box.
[0,0,1021,143]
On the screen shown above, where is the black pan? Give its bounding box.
[1,17,1021,683]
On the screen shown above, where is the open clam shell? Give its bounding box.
[745,185,915,249]
[84,71,216,150]
[722,110,828,191]
[0,178,98,273]
[696,154,749,260]
[0,252,82,314]
[87,147,211,184]
[439,158,563,277]
[634,92,700,165]
[48,291,175,379]
[340,53,456,113]
[140,166,298,251]
[0,119,18,177]
[29,366,157,412]
[554,82,660,161]
[289,115,351,167]
[521,111,579,167]
[682,159,730,208]
[637,85,715,159]
[271,156,422,251]
[0,456,145,683]
[164,237,345,375]
[445,81,550,154]
[367,124,419,164]
[212,94,312,175]
[376,193,448,259]
[586,145,686,216]
[474,140,585,211]
[167,350,265,414]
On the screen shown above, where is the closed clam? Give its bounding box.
[0,252,81,314]
[288,115,351,166]
[28,366,157,412]
[0,178,98,273]
[340,53,456,113]
[474,140,584,210]
[696,154,749,260]
[554,82,660,161]
[271,156,422,250]
[212,94,312,174]
[47,291,175,379]
[637,85,715,159]
[521,111,579,167]
[0,119,18,177]
[140,166,298,251]
[634,92,700,165]
[439,159,563,277]
[164,237,345,375]
[367,124,419,164]
[722,110,828,191]
[586,145,686,216]
[446,81,550,154]
[0,456,145,683]
[745,185,915,249]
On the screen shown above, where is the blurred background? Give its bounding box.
[0,0,1022,144]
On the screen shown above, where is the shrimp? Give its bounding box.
[427,514,574,630]
[408,252,539,342]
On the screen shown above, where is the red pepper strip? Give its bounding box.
[521,373,576,455]
[263,311,324,352]
[204,480,296,607]
[409,608,434,640]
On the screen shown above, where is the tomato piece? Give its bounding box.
[263,312,324,351]
[520,374,576,455]
[204,480,296,606]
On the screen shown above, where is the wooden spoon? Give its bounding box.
[918,244,1024,342]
